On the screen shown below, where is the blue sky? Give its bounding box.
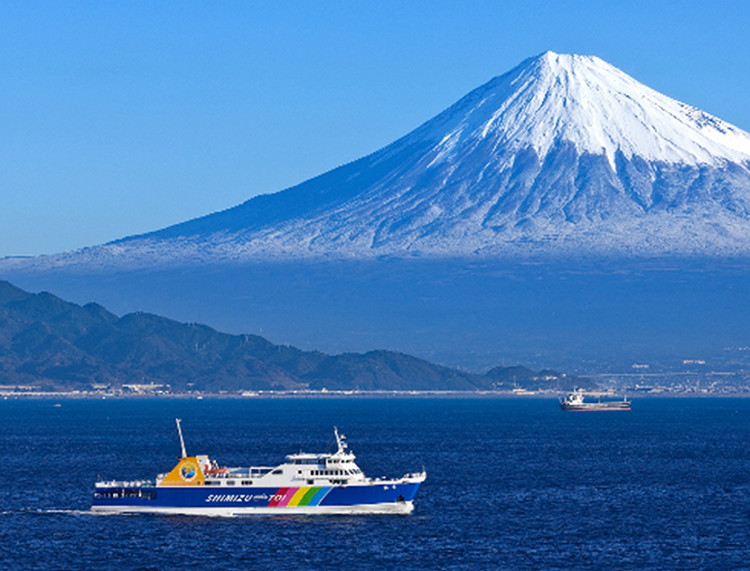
[1,0,749,257]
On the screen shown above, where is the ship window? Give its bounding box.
[271,469,282,474]
[241,480,253,486]
[226,480,235,486]
[95,490,127,498]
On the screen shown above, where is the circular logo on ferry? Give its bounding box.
[180,462,198,481]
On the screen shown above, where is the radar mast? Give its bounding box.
[175,418,188,458]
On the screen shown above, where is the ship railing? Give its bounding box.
[369,473,423,485]
[95,479,154,488]
[202,469,276,481]
[207,467,275,478]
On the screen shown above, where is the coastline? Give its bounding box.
[3,389,750,399]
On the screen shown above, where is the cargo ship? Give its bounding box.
[560,389,631,411]
[92,420,425,515]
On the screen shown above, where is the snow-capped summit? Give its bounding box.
[6,52,750,268]
[419,51,750,170]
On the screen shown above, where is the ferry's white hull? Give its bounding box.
[91,501,415,516]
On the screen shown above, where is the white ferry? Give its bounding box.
[92,420,426,515]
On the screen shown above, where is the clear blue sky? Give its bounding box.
[1,0,749,257]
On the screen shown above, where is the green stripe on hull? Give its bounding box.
[299,486,321,506]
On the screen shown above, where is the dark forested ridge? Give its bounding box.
[0,280,583,392]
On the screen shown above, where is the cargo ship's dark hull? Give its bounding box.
[560,402,631,411]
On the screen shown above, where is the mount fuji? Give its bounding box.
[3,53,750,369]
[9,50,750,271]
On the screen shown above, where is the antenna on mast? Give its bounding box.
[175,418,187,458]
[333,426,347,454]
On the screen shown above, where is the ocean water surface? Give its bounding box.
[1,397,748,570]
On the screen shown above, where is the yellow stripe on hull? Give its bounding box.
[286,487,311,507]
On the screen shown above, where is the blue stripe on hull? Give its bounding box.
[308,486,330,505]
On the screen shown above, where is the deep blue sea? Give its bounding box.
[1,398,749,570]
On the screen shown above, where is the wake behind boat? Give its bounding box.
[560,389,631,411]
[92,420,425,515]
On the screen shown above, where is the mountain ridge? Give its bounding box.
[1,279,596,392]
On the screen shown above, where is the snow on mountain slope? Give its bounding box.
[419,52,750,169]
[5,52,750,269]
